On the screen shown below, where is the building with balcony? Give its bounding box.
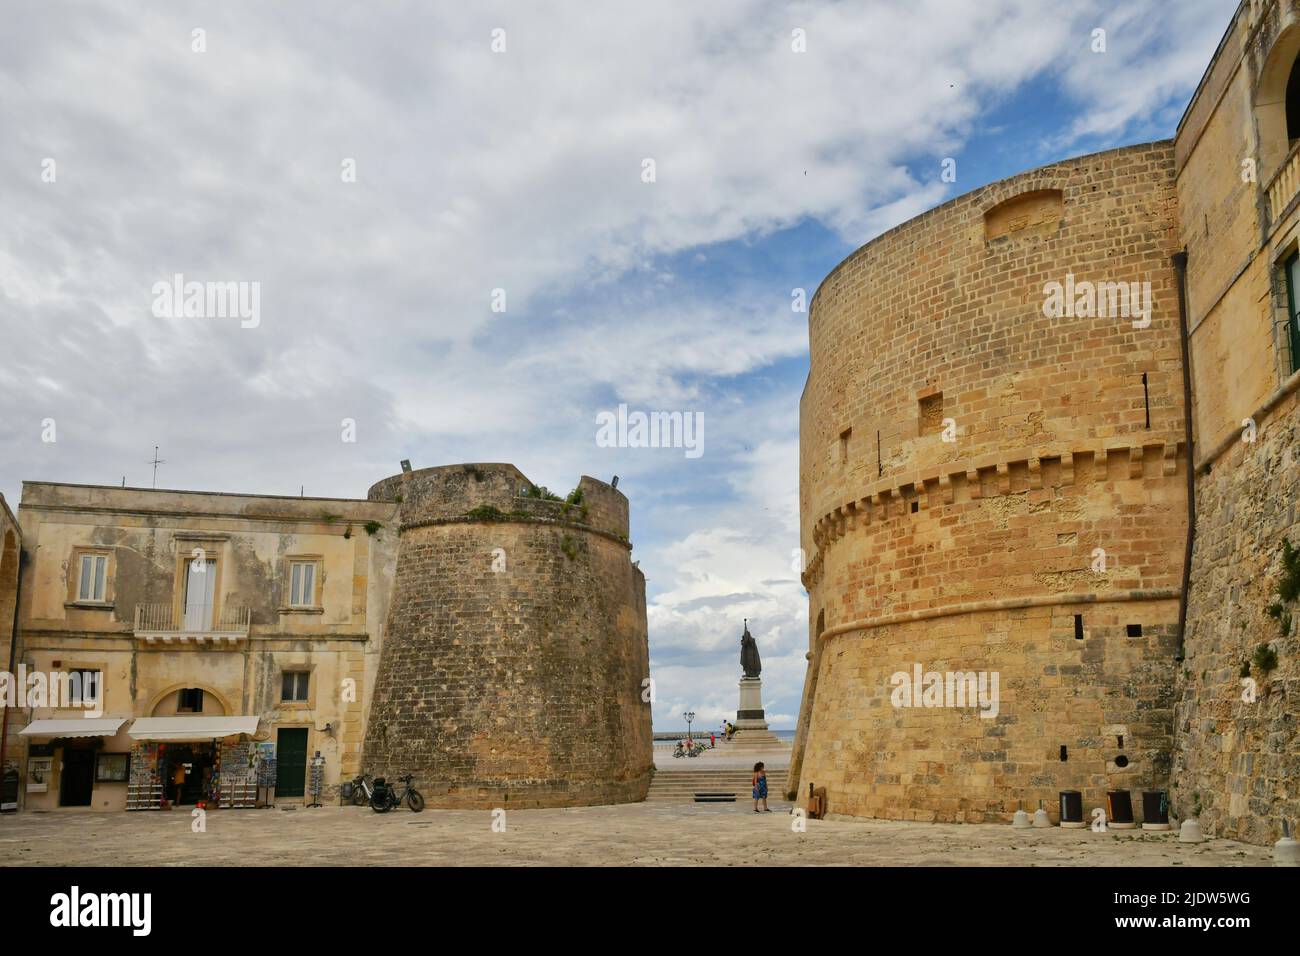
[0,465,650,812]
[4,481,396,811]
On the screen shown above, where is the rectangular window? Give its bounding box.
[289,561,316,607]
[95,753,129,783]
[68,669,100,705]
[281,671,310,702]
[1285,253,1300,374]
[78,554,107,602]
[177,688,204,713]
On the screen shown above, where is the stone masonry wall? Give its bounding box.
[794,143,1189,822]
[362,464,652,808]
[1172,386,1300,844]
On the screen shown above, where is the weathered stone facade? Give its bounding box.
[361,464,653,808]
[791,144,1189,822]
[2,464,650,812]
[0,495,21,782]
[792,0,1300,845]
[1169,0,1300,844]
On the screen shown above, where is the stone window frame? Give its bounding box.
[280,554,324,615]
[278,666,315,709]
[52,657,108,711]
[64,546,115,610]
[170,534,229,629]
[1276,241,1300,378]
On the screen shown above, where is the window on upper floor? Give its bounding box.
[67,669,100,706]
[288,559,319,608]
[281,671,310,703]
[1282,253,1300,374]
[76,553,108,603]
[177,687,204,713]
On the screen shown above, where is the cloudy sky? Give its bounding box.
[0,0,1235,731]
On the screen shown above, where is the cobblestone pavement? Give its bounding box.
[0,803,1273,866]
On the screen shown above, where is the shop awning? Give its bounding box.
[19,717,129,739]
[127,716,259,741]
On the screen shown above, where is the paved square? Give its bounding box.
[0,803,1274,867]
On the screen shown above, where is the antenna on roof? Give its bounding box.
[148,446,166,489]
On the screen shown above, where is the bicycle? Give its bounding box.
[349,773,375,807]
[370,773,425,813]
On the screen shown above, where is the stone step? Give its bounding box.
[645,768,788,802]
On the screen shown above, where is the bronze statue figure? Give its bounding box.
[740,619,761,678]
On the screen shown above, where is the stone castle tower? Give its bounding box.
[361,464,653,808]
[793,0,1300,845]
[792,144,1190,823]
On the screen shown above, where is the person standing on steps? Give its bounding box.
[752,761,770,813]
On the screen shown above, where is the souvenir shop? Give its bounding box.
[125,716,270,810]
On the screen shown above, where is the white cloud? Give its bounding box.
[0,0,1231,728]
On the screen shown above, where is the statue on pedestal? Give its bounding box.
[740,619,761,679]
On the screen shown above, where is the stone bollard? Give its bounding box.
[1033,807,1052,828]
[1179,818,1204,844]
[1275,820,1299,867]
[1012,809,1032,829]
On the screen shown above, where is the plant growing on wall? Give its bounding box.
[364,521,382,536]
[466,505,505,521]
[559,535,578,560]
[1264,537,1299,638]
[1251,642,1279,677]
[561,487,589,522]
[523,484,561,501]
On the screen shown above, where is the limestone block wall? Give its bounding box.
[1172,387,1300,844]
[362,464,652,807]
[793,143,1189,821]
[1168,0,1300,845]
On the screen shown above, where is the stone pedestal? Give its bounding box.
[732,677,781,747]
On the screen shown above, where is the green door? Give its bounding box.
[275,728,308,798]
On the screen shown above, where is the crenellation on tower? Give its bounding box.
[361,462,652,808]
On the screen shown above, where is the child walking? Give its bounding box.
[752,761,770,813]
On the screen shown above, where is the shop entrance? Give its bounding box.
[275,728,307,798]
[163,743,215,805]
[59,748,94,806]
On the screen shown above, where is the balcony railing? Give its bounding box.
[1265,141,1300,229]
[133,603,251,643]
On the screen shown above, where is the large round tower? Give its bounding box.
[791,143,1189,822]
[362,463,652,808]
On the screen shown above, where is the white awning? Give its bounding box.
[19,718,129,739]
[127,716,259,741]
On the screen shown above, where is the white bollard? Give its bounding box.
[1276,821,1299,866]
[1033,807,1052,828]
[1179,818,1204,844]
[1012,809,1031,829]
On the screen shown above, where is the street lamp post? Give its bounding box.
[683,710,695,746]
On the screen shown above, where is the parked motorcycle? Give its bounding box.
[370,773,425,813]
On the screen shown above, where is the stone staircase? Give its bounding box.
[645,767,790,803]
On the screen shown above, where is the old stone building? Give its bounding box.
[1169,0,1300,845]
[0,465,649,812]
[791,0,1299,844]
[362,464,652,807]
